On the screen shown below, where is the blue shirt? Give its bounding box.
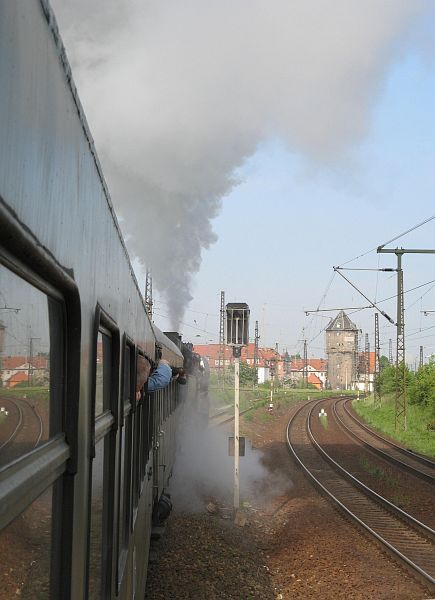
[148,362,172,392]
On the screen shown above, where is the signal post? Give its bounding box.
[226,302,250,511]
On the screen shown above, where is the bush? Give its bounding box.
[377,364,414,397]
[409,361,435,411]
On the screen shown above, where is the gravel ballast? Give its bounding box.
[145,402,434,599]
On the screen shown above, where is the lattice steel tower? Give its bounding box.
[145,270,153,319]
[303,339,308,388]
[254,320,259,386]
[364,333,370,395]
[218,291,225,384]
[377,246,435,430]
[374,313,381,405]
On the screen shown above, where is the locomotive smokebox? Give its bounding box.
[226,303,250,348]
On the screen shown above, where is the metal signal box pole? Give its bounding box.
[226,302,250,511]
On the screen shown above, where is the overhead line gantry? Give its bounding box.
[376,246,435,430]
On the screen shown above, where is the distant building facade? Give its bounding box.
[287,358,327,389]
[326,311,359,390]
[1,355,49,388]
[355,350,377,393]
[193,343,327,388]
[193,343,282,381]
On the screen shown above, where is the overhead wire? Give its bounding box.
[337,213,435,268]
[305,271,336,345]
[378,214,435,248]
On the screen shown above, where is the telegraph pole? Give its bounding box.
[419,346,424,370]
[377,246,435,430]
[389,339,393,365]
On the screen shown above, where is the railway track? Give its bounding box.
[0,396,44,465]
[287,399,435,590]
[208,405,255,427]
[333,398,435,484]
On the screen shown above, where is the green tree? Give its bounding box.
[239,361,256,386]
[377,363,414,396]
[409,360,435,411]
[379,355,390,370]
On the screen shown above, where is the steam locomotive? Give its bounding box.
[0,1,205,597]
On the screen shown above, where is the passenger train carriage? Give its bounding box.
[0,1,201,598]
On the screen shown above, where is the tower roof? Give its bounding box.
[326,310,358,332]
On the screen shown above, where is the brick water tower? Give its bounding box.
[326,310,358,390]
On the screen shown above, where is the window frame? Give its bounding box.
[87,305,120,600]
[116,334,135,591]
[0,203,81,600]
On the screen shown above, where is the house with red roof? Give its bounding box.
[287,358,327,389]
[193,343,284,382]
[307,373,322,390]
[1,355,49,387]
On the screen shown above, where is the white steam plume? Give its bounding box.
[169,404,292,512]
[51,0,424,325]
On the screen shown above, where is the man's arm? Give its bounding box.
[147,360,172,392]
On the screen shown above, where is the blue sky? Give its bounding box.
[152,47,435,364]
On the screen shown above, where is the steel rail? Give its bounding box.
[287,399,435,589]
[208,406,253,427]
[0,396,44,454]
[0,398,23,451]
[339,398,435,480]
[311,402,434,537]
[19,397,44,449]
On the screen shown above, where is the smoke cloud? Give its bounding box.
[52,0,424,324]
[169,404,292,513]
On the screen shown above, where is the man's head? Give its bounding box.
[136,355,152,393]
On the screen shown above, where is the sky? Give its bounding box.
[52,0,435,365]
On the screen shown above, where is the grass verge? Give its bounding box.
[352,394,435,458]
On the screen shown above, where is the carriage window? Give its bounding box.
[95,331,112,417]
[118,343,134,585]
[0,264,62,469]
[89,322,117,599]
